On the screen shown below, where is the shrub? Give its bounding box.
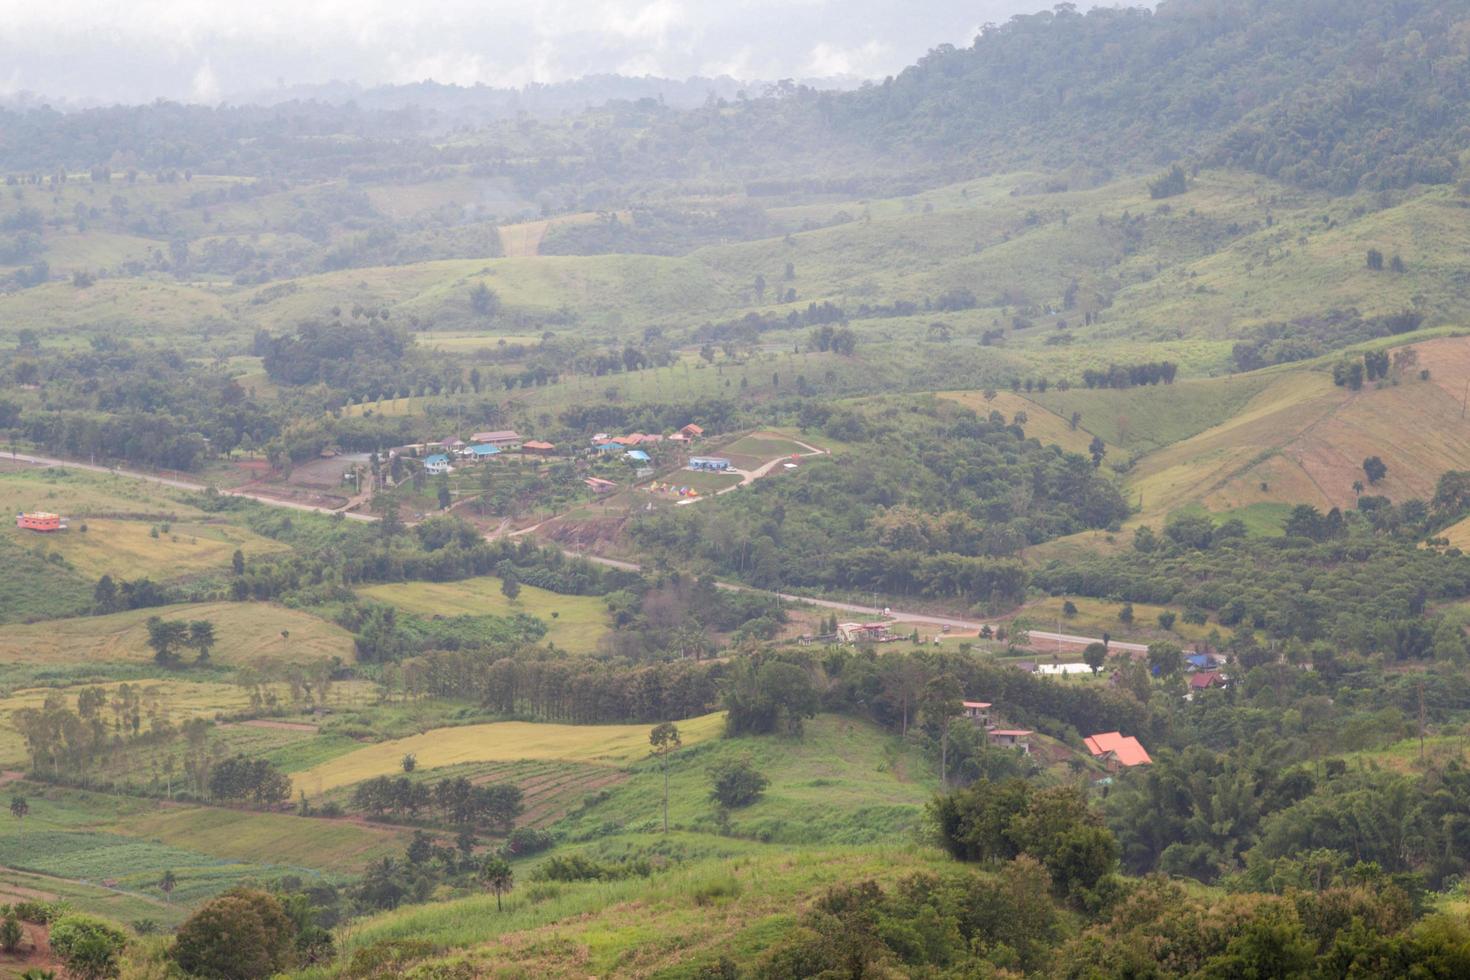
[344,938,437,979]
[0,913,23,953]
[49,914,128,980]
[504,827,554,857]
[171,888,297,979]
[709,756,769,809]
[534,854,652,882]
[12,900,64,924]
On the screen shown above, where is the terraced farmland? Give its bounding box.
[292,713,726,796]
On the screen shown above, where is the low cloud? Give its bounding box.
[0,0,1065,104]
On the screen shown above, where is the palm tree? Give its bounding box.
[478,856,514,912]
[9,796,27,824]
[159,869,176,904]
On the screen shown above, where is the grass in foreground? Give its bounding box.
[300,843,949,979]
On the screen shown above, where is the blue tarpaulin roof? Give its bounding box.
[625,449,651,461]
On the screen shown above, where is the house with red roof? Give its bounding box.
[1084,731,1152,770]
[1188,670,1227,692]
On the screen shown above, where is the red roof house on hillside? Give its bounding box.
[1084,731,1152,769]
[1188,670,1226,692]
[680,423,704,438]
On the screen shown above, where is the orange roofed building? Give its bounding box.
[1084,731,1152,770]
[15,512,63,532]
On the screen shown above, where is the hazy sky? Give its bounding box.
[0,0,1066,104]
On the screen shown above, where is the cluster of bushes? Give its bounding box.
[350,775,523,833]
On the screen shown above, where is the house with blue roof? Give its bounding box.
[625,449,651,462]
[424,453,452,475]
[468,444,500,459]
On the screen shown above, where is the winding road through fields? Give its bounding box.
[7,449,1147,654]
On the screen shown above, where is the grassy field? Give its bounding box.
[0,601,356,669]
[1124,336,1470,520]
[0,465,202,520]
[552,714,938,846]
[298,712,948,976]
[940,389,1112,457]
[1030,375,1278,458]
[0,532,94,625]
[1019,595,1230,649]
[357,576,612,654]
[12,518,288,582]
[292,712,727,797]
[0,681,248,766]
[304,844,948,979]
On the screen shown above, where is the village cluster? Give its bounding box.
[392,422,720,498]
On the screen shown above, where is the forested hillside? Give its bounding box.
[4,0,1468,197]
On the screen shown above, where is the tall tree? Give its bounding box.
[188,620,216,664]
[649,723,682,834]
[145,617,189,668]
[921,675,964,786]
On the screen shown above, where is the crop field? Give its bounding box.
[358,576,612,653]
[114,805,411,875]
[0,790,297,909]
[322,759,629,830]
[292,712,727,796]
[0,864,188,929]
[0,601,356,669]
